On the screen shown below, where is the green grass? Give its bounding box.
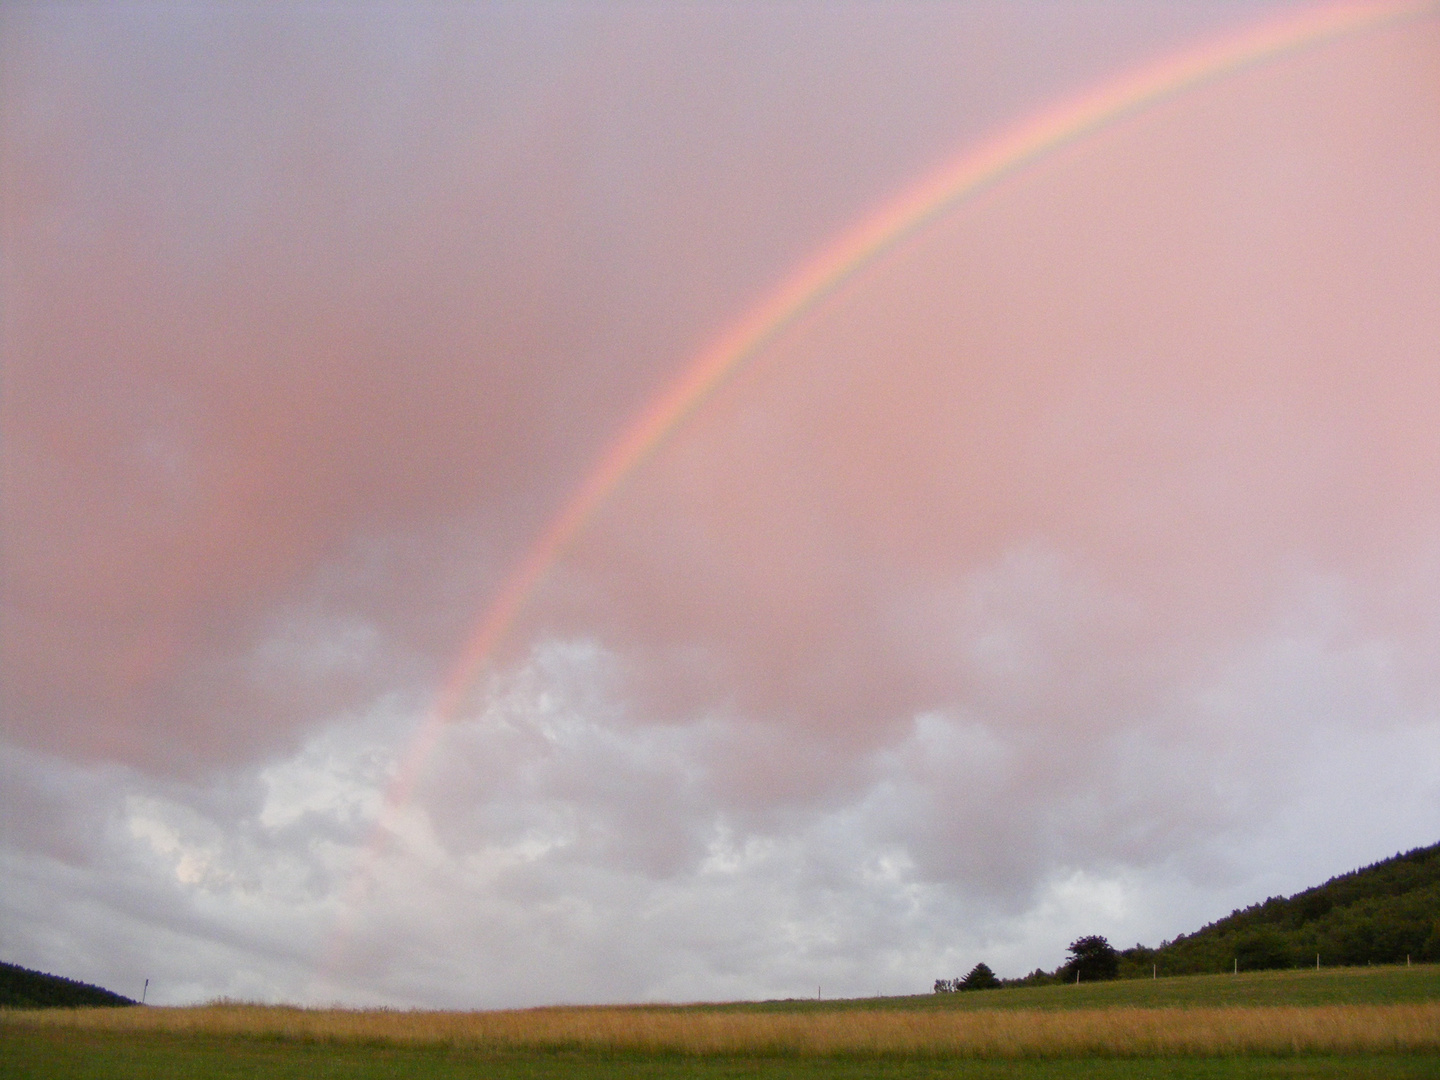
[714,963,1440,1013]
[4,966,1438,1078]
[3,1028,1440,1080]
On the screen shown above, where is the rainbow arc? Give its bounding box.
[320,0,1439,981]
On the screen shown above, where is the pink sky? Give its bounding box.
[3,1,1439,1006]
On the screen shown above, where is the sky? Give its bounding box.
[2,0,1439,1008]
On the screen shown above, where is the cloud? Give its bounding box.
[3,1,1439,1007]
[5,605,1439,1005]
[1,0,1305,772]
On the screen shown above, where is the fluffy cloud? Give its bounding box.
[6,598,1439,1006]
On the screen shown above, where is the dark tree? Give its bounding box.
[957,962,1002,990]
[1060,935,1119,982]
[933,978,955,993]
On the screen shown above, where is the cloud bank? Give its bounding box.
[3,2,1439,1006]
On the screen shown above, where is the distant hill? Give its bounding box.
[1116,840,1440,978]
[0,961,137,1008]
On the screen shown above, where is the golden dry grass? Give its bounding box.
[4,1002,1439,1058]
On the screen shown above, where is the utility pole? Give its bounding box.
[141,979,148,1005]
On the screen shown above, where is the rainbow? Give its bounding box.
[322,0,1437,976]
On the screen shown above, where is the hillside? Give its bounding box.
[1116,841,1440,978]
[0,961,136,1008]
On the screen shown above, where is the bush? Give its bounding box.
[1013,968,1057,986]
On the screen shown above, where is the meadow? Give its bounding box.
[3,964,1439,1078]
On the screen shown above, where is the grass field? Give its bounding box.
[3,964,1438,1078]
[6,1027,1440,1080]
[730,963,1440,1013]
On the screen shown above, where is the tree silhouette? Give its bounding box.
[958,962,1001,990]
[1060,935,1119,982]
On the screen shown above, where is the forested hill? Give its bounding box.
[1119,841,1440,977]
[0,961,137,1008]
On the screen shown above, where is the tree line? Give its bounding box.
[937,935,1119,991]
[938,840,1440,990]
[0,961,136,1008]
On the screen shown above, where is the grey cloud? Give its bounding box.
[5,1,1438,1010]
